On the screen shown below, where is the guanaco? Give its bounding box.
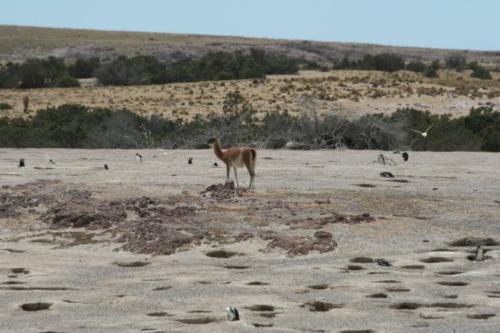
[207,137,256,189]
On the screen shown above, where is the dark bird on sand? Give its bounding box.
[213,161,219,167]
[380,171,395,178]
[402,152,409,162]
[226,306,239,321]
[18,159,25,167]
[104,164,109,170]
[49,159,56,165]
[136,153,143,162]
[375,258,392,267]
[188,157,193,165]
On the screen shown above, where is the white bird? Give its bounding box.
[410,124,433,138]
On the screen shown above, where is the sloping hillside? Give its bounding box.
[1,25,499,64]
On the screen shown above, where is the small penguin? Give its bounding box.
[226,306,239,321]
[136,153,143,162]
[18,159,25,167]
[188,157,193,165]
[402,152,409,162]
[475,245,484,261]
[213,161,219,167]
[104,164,109,170]
[49,159,56,165]
[375,258,392,267]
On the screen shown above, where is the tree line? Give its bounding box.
[0,49,298,89]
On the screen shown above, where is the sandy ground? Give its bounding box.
[0,148,500,333]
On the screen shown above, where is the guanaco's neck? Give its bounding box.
[213,139,225,161]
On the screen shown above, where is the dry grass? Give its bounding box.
[0,69,498,120]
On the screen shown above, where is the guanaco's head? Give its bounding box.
[207,137,218,145]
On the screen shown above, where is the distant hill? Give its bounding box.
[1,25,499,65]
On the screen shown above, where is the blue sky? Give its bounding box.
[0,0,498,50]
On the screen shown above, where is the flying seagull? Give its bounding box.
[410,124,433,138]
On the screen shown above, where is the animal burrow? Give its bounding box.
[467,313,496,320]
[20,302,53,311]
[419,257,453,263]
[301,301,343,312]
[246,281,269,286]
[401,265,425,270]
[175,317,216,324]
[391,302,472,310]
[246,304,275,312]
[10,268,29,274]
[205,250,240,258]
[367,293,388,298]
[112,261,149,267]
[438,281,469,287]
[222,265,250,270]
[308,284,329,290]
[436,270,465,275]
[146,312,170,317]
[252,323,273,328]
[346,265,365,271]
[152,286,172,291]
[386,287,411,292]
[350,257,374,263]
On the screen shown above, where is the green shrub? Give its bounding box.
[55,76,80,88]
[424,60,440,78]
[68,57,100,78]
[0,103,12,110]
[445,54,467,71]
[0,100,497,151]
[469,63,492,80]
[406,61,427,73]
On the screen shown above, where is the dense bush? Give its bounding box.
[467,62,492,80]
[463,106,500,150]
[406,61,427,73]
[0,57,80,89]
[95,50,298,86]
[445,54,467,71]
[424,60,441,78]
[335,53,405,72]
[0,50,299,89]
[0,103,12,110]
[95,55,165,86]
[68,57,100,78]
[55,76,80,88]
[0,98,498,151]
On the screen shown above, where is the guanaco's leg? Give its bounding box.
[245,164,254,190]
[226,164,231,183]
[233,167,239,188]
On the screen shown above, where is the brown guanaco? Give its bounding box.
[207,137,256,189]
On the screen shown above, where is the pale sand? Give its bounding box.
[0,149,499,333]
